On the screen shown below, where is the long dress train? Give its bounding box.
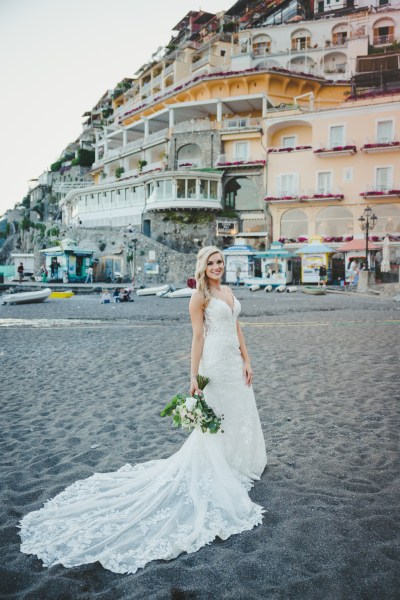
[19,296,267,574]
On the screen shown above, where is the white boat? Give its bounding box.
[1,287,52,305]
[162,287,195,298]
[136,284,171,297]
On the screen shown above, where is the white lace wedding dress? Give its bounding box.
[19,296,267,574]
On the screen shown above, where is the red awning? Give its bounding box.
[339,238,381,252]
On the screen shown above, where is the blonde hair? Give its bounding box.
[195,246,224,308]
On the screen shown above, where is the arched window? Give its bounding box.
[224,177,259,210]
[281,208,308,239]
[291,29,312,51]
[372,204,400,234]
[177,144,201,168]
[252,34,271,56]
[315,206,353,237]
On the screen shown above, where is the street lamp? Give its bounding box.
[358,206,378,271]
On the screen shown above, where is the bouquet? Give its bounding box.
[160,375,223,434]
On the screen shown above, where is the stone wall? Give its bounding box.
[149,210,220,253]
[168,129,221,170]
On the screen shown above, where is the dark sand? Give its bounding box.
[0,289,399,600]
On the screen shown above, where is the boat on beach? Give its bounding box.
[1,288,52,305]
[49,290,74,299]
[302,286,326,295]
[161,287,195,298]
[136,284,171,297]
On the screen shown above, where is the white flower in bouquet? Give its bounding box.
[185,397,197,411]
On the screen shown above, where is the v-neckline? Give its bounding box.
[211,295,235,314]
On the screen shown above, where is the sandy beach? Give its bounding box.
[0,288,399,600]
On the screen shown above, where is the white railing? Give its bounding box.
[191,55,210,71]
[53,181,93,193]
[373,34,395,46]
[164,63,174,76]
[122,138,143,154]
[142,160,163,173]
[222,117,262,130]
[141,81,151,94]
[143,128,168,145]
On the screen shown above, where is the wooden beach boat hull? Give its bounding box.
[49,291,74,299]
[302,286,326,295]
[1,288,52,305]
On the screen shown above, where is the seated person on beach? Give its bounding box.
[120,288,133,302]
[101,290,111,304]
[113,288,122,302]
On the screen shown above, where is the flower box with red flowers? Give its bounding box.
[360,189,400,197]
[314,145,356,155]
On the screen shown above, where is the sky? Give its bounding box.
[0,0,228,216]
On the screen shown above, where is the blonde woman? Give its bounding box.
[190,246,267,485]
[19,247,267,576]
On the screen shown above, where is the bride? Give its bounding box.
[19,246,267,575]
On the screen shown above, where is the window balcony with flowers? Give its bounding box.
[361,140,400,153]
[264,195,300,203]
[360,186,400,199]
[305,192,344,201]
[314,144,357,157]
[215,157,266,168]
[267,146,312,154]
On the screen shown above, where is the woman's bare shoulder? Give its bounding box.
[222,285,235,297]
[189,290,204,307]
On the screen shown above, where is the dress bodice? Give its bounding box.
[204,296,241,339]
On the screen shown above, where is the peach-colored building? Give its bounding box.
[265,94,400,254]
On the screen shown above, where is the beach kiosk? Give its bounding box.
[40,238,94,282]
[338,237,380,282]
[296,236,335,284]
[243,241,294,287]
[223,243,256,284]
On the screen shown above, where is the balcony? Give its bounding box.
[301,191,344,201]
[265,190,344,203]
[164,63,174,76]
[177,159,202,170]
[268,145,312,154]
[360,185,400,199]
[142,128,169,148]
[373,34,395,46]
[264,194,299,203]
[361,139,400,154]
[221,117,262,131]
[191,55,210,71]
[215,155,266,168]
[314,144,356,157]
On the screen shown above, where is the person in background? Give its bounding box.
[85,265,94,284]
[318,264,327,287]
[113,288,122,302]
[17,262,24,283]
[40,265,48,283]
[101,290,111,304]
[235,265,241,286]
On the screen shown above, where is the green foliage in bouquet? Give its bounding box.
[160,375,223,434]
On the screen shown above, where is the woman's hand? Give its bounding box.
[243,362,253,387]
[190,377,201,396]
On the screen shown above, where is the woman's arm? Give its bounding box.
[236,321,253,386]
[189,292,205,395]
